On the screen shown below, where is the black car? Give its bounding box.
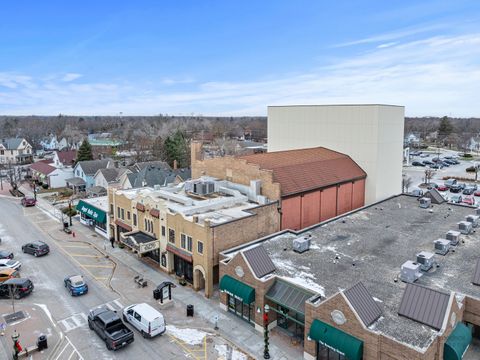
[423,160,434,166]
[412,161,425,167]
[22,241,50,257]
[0,278,34,299]
[444,159,456,165]
[450,185,462,193]
[430,163,443,169]
[440,161,450,167]
[0,251,14,260]
[463,187,475,195]
[426,183,438,190]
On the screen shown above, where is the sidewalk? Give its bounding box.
[19,184,302,360]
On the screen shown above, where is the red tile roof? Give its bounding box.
[30,161,56,175]
[238,147,366,196]
[56,150,77,166]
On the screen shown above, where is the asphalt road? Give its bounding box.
[0,197,184,360]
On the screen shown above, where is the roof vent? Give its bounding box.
[446,230,461,246]
[419,197,431,209]
[153,184,161,190]
[293,236,311,253]
[400,261,422,283]
[466,215,479,228]
[458,221,473,235]
[416,251,435,272]
[434,239,451,255]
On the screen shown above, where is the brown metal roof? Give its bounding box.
[398,283,450,330]
[266,278,316,315]
[238,147,366,196]
[425,189,445,204]
[242,245,276,278]
[343,282,382,327]
[472,259,480,286]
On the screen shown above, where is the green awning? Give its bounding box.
[444,323,472,360]
[76,200,107,223]
[219,275,255,304]
[309,319,363,360]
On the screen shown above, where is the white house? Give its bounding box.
[0,138,33,164]
[94,168,130,189]
[52,150,77,168]
[30,161,74,188]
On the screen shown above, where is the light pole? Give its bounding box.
[263,304,270,359]
[33,185,37,202]
[68,199,73,227]
[12,329,20,359]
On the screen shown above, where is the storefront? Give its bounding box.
[220,275,255,324]
[444,322,472,360]
[308,319,363,360]
[77,199,108,239]
[120,231,160,262]
[167,244,193,284]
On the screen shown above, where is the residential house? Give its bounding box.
[66,159,113,193]
[40,135,69,151]
[30,161,73,188]
[52,150,77,168]
[109,176,280,298]
[94,167,131,189]
[0,138,33,164]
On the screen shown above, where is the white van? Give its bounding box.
[122,303,166,338]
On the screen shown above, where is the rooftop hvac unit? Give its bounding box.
[191,181,215,196]
[400,261,422,283]
[458,221,473,235]
[434,239,451,256]
[416,251,435,272]
[466,215,480,228]
[293,236,311,253]
[419,197,431,209]
[446,230,461,246]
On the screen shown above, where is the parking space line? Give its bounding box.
[62,245,91,248]
[113,299,123,308]
[80,264,114,268]
[69,254,103,258]
[93,276,108,280]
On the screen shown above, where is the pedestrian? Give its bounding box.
[110,237,115,248]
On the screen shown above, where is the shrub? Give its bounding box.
[42,183,49,189]
[59,188,73,197]
[62,207,77,217]
[462,153,473,158]
[466,166,476,173]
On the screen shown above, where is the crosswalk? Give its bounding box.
[58,298,124,333]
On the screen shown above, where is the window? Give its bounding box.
[134,312,141,321]
[181,234,186,249]
[197,241,204,254]
[117,207,120,218]
[121,208,125,220]
[161,226,166,237]
[187,236,193,252]
[133,214,137,226]
[0,150,3,155]
[110,204,113,214]
[127,211,131,220]
[144,218,147,231]
[168,228,175,243]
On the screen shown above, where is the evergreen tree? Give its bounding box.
[164,130,190,168]
[438,116,453,137]
[76,139,93,162]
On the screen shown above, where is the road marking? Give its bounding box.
[62,245,91,248]
[55,343,70,359]
[113,299,123,309]
[80,264,114,268]
[69,254,103,258]
[93,276,108,280]
[58,313,88,333]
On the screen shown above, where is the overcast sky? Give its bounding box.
[1,1,479,116]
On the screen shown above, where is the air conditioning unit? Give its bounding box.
[466,215,479,228]
[400,261,422,283]
[293,236,311,253]
[458,221,473,235]
[419,197,431,209]
[416,251,435,272]
[434,239,451,255]
[446,230,461,246]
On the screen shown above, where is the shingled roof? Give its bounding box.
[77,159,111,176]
[30,161,56,175]
[55,150,77,166]
[238,147,366,196]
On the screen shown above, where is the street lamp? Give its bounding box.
[68,199,73,227]
[12,329,20,359]
[33,185,37,201]
[263,304,270,359]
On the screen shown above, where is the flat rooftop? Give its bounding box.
[222,195,479,350]
[82,196,109,212]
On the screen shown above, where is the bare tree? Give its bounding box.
[424,169,435,185]
[402,175,413,193]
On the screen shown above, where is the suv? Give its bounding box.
[22,241,50,257]
[445,179,457,188]
[0,278,34,299]
[450,194,463,203]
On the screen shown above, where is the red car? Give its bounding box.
[463,196,475,206]
[437,185,448,191]
[21,197,36,207]
[475,190,480,197]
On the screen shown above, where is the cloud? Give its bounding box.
[61,73,82,82]
[0,32,479,117]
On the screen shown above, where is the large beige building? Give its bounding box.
[267,104,405,204]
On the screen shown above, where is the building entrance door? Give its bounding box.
[173,255,193,283]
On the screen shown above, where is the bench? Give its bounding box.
[134,276,147,287]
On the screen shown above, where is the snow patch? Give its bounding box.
[35,304,56,327]
[281,276,325,297]
[215,344,247,360]
[166,325,211,345]
[373,297,383,303]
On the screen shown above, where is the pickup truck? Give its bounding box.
[88,307,134,350]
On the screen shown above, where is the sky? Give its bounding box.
[0,1,479,117]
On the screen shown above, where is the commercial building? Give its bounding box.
[267,104,404,205]
[192,143,366,230]
[109,177,280,297]
[77,197,109,239]
[219,195,480,360]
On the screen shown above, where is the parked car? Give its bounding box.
[0,259,21,271]
[411,151,422,156]
[437,185,448,191]
[440,161,450,167]
[474,190,480,197]
[0,278,34,299]
[0,251,14,260]
[463,196,476,206]
[450,185,462,193]
[463,187,475,195]
[21,197,36,207]
[412,161,425,167]
[432,157,442,163]
[410,189,424,197]
[64,275,88,296]
[423,160,434,166]
[123,303,166,338]
[426,183,438,189]
[445,179,458,188]
[22,241,50,257]
[444,159,457,165]
[88,307,134,351]
[420,154,430,158]
[450,194,463,203]
[0,268,20,283]
[430,163,443,169]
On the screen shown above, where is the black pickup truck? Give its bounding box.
[88,307,134,350]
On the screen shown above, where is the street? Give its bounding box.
[0,196,228,360]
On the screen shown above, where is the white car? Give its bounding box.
[0,259,21,270]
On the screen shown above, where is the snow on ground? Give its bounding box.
[166,325,211,345]
[215,344,247,360]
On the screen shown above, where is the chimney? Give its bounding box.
[173,159,178,170]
